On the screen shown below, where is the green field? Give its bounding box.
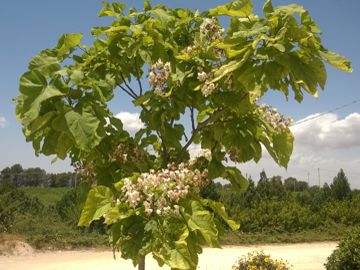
[20,187,70,207]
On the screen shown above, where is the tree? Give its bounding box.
[284,177,309,192]
[0,164,24,186]
[15,0,351,269]
[331,169,351,200]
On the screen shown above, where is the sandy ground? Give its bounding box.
[0,242,337,270]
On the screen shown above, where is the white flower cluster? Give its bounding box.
[197,71,208,82]
[148,59,171,96]
[184,45,197,55]
[258,104,293,132]
[121,162,209,216]
[200,18,224,43]
[201,82,216,97]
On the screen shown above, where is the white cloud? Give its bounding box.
[0,116,6,128]
[115,112,144,132]
[238,112,360,189]
[291,113,360,150]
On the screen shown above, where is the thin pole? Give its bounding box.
[318,168,321,187]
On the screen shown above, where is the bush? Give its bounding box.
[232,250,292,270]
[56,183,90,226]
[325,226,360,270]
[0,183,43,232]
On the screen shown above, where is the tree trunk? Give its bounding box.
[138,257,145,270]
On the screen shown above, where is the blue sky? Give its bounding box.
[1,1,359,187]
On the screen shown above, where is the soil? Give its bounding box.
[0,242,337,270]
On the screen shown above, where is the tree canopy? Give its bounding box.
[15,0,351,269]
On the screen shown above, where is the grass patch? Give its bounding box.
[20,187,70,207]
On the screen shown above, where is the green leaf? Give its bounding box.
[201,199,239,230]
[211,50,251,83]
[263,0,274,15]
[209,0,253,17]
[277,53,327,96]
[150,8,173,25]
[56,33,83,57]
[28,50,60,77]
[319,48,353,73]
[98,2,126,17]
[223,167,249,191]
[232,22,269,39]
[65,107,102,151]
[165,228,196,270]
[272,130,294,168]
[19,70,65,123]
[183,200,220,248]
[134,91,152,106]
[70,70,84,85]
[27,111,56,136]
[208,159,225,179]
[78,186,113,227]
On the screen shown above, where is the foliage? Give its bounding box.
[331,169,351,200]
[232,250,292,270]
[0,183,44,232]
[15,0,351,269]
[56,182,91,226]
[325,226,360,270]
[0,183,106,249]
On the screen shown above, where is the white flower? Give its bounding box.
[197,71,208,82]
[201,82,216,97]
[148,59,171,95]
[199,148,212,161]
[258,104,292,132]
[154,86,162,96]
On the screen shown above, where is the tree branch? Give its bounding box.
[190,107,195,132]
[134,58,144,96]
[177,109,225,161]
[120,73,138,98]
[118,84,137,99]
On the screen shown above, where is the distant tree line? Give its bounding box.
[201,169,359,233]
[0,164,76,187]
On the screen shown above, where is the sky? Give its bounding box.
[0,1,359,188]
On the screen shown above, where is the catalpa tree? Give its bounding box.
[15,0,351,269]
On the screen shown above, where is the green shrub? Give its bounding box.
[56,183,90,226]
[0,183,43,232]
[325,226,360,270]
[232,250,292,270]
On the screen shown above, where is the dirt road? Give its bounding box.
[0,242,337,270]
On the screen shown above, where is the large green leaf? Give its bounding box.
[201,199,239,230]
[56,33,83,57]
[272,130,294,168]
[209,0,253,17]
[223,166,249,191]
[78,186,113,227]
[183,200,220,248]
[64,107,102,151]
[277,53,327,98]
[19,70,65,123]
[211,50,251,83]
[28,50,60,77]
[319,48,353,73]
